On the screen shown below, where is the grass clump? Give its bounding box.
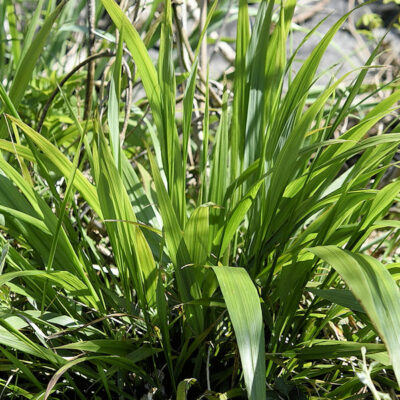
[0,0,400,398]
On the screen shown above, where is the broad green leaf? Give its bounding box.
[184,205,210,265]
[213,266,265,400]
[309,246,400,385]
[0,205,50,234]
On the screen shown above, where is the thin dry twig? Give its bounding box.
[120,57,133,143]
[83,0,96,120]
[172,3,222,106]
[347,0,371,63]
[47,313,140,340]
[38,51,115,132]
[292,0,330,25]
[200,0,208,76]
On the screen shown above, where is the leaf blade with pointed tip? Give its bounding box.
[309,246,400,386]
[212,266,266,400]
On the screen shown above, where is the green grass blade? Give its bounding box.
[0,161,97,302]
[309,246,400,385]
[184,205,210,265]
[92,130,157,309]
[5,0,21,65]
[361,180,400,230]
[182,59,198,183]
[0,243,8,274]
[99,0,163,147]
[308,288,364,313]
[19,0,46,61]
[107,76,121,171]
[148,150,204,333]
[6,115,102,217]
[231,0,250,176]
[158,0,184,225]
[0,1,66,138]
[148,150,184,266]
[200,67,210,204]
[283,340,386,360]
[0,270,90,295]
[156,273,175,391]
[212,266,266,400]
[243,0,274,169]
[280,7,361,120]
[214,180,263,257]
[209,86,229,207]
[0,346,43,391]
[0,82,19,118]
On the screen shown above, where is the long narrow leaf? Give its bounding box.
[309,246,400,385]
[212,266,266,400]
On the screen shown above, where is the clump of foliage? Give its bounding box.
[0,0,400,399]
[357,0,400,31]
